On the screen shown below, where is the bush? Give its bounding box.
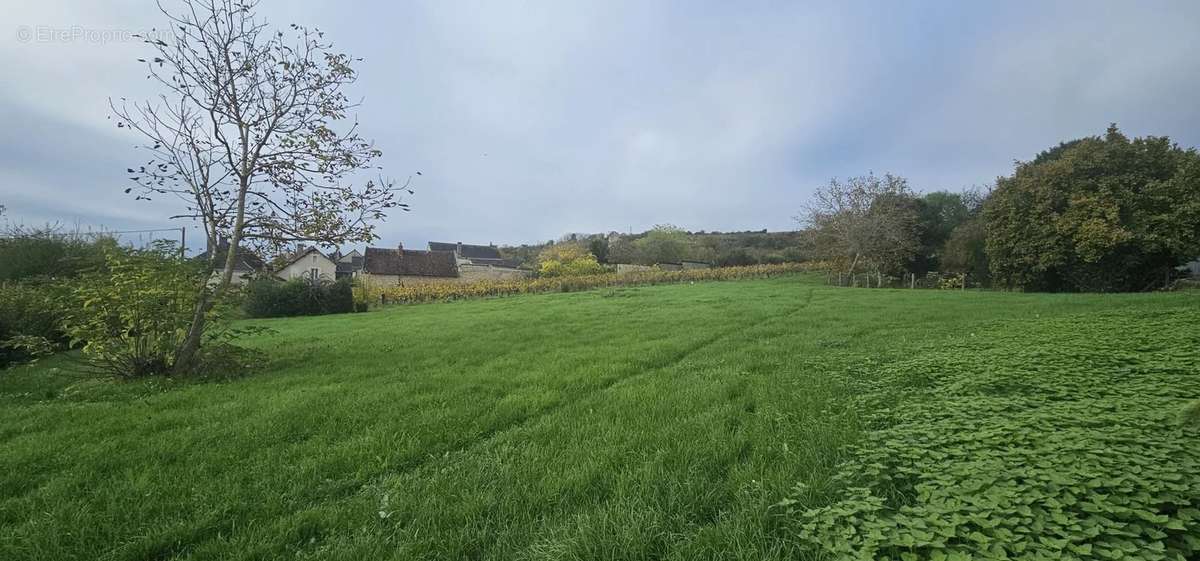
[537,244,606,277]
[0,281,69,368]
[243,277,355,318]
[61,244,207,378]
[716,248,757,267]
[0,227,113,282]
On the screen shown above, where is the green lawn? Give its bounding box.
[0,276,1196,560]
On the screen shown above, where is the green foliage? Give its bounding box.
[1182,400,1200,427]
[242,277,355,318]
[783,309,1200,559]
[911,191,978,273]
[588,237,610,264]
[940,218,989,281]
[0,281,70,368]
[61,243,205,378]
[634,224,691,264]
[985,124,1200,291]
[537,244,606,277]
[0,228,114,282]
[717,248,758,267]
[0,277,1194,559]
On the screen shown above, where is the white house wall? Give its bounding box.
[278,252,337,281]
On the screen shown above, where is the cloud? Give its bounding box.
[3,0,1200,249]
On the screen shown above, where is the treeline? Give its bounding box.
[501,227,808,269]
[517,125,1199,292]
[803,125,1200,292]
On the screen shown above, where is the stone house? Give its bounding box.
[359,244,460,285]
[428,241,530,281]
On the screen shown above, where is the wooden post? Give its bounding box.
[962,273,967,292]
[910,272,915,289]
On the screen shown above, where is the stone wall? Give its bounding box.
[459,264,531,282]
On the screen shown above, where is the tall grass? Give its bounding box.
[0,277,1193,560]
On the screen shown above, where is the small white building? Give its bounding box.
[276,246,338,282]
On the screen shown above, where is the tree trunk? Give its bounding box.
[172,180,249,374]
[173,286,215,374]
[846,252,860,277]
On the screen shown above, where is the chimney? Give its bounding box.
[456,241,463,256]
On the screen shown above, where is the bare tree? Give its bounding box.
[111,0,410,371]
[799,173,919,278]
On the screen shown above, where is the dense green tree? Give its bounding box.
[606,238,641,265]
[985,125,1200,292]
[941,218,989,281]
[635,224,691,264]
[910,191,975,273]
[588,237,610,264]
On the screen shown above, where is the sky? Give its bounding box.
[3,1,1200,250]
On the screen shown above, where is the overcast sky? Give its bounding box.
[3,1,1200,250]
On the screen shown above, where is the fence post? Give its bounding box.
[962,273,967,292]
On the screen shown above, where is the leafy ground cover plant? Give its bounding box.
[781,309,1200,560]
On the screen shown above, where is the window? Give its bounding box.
[310,268,319,279]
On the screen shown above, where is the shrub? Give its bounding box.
[537,244,606,277]
[716,248,757,267]
[61,244,206,378]
[0,281,70,368]
[243,277,355,318]
[0,227,114,282]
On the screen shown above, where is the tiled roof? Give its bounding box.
[363,247,458,278]
[428,241,503,260]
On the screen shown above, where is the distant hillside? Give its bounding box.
[499,227,812,268]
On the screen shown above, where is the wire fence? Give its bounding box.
[824,271,985,290]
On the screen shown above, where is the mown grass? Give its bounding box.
[0,275,1194,560]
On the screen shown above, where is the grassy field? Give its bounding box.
[0,275,1196,560]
